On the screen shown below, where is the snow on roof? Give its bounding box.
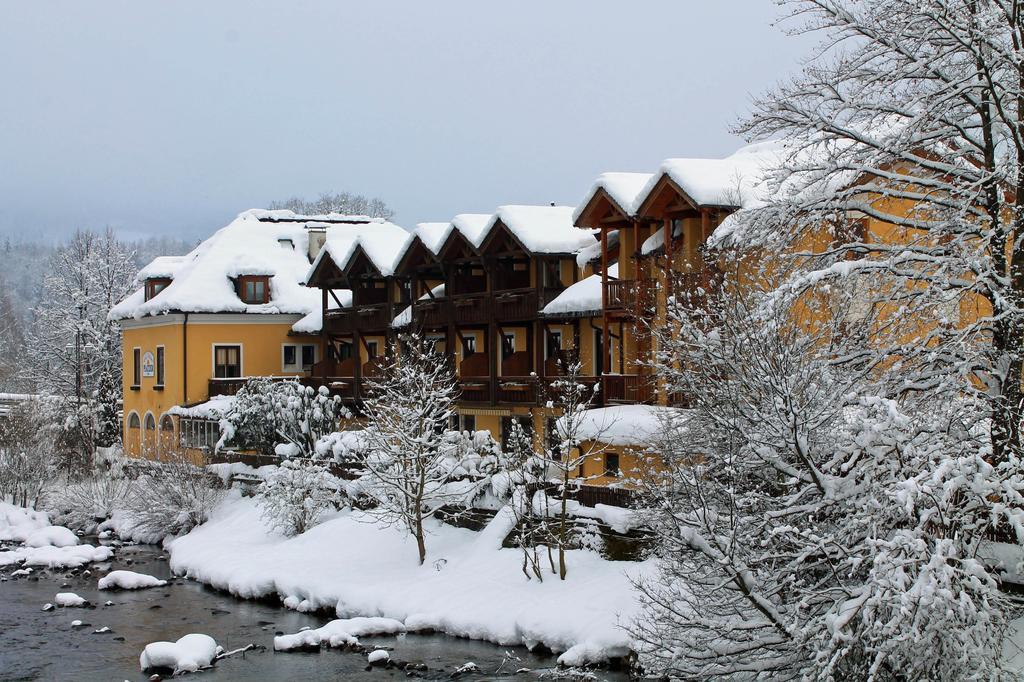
[573,172,654,223]
[414,222,453,255]
[476,205,597,254]
[450,213,492,247]
[307,220,412,281]
[637,140,782,212]
[639,221,685,256]
[541,264,617,317]
[111,211,333,320]
[391,283,445,329]
[561,404,687,447]
[136,255,189,283]
[291,289,352,335]
[576,230,618,268]
[241,209,378,224]
[168,395,236,420]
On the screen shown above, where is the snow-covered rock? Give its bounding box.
[25,525,79,548]
[274,617,405,651]
[0,502,50,543]
[98,570,167,591]
[367,649,390,665]
[0,543,113,568]
[54,592,87,607]
[140,633,221,674]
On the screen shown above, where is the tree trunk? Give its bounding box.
[558,470,569,581]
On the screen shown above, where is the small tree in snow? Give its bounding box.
[219,379,349,458]
[540,361,612,580]
[0,400,60,508]
[358,334,461,565]
[255,459,341,536]
[503,419,553,581]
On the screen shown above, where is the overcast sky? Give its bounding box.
[0,1,812,241]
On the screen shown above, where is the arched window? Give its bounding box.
[160,414,174,432]
[127,412,141,429]
[144,413,156,430]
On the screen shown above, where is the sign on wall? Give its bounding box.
[142,351,155,378]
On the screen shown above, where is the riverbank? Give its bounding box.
[168,490,654,667]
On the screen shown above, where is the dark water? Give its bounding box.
[0,542,629,681]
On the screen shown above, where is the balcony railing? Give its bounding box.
[353,303,391,330]
[493,289,538,320]
[605,278,652,314]
[459,378,491,404]
[496,378,537,404]
[413,298,448,328]
[451,293,489,325]
[601,374,654,404]
[323,308,355,335]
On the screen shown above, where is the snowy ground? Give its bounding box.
[168,491,652,665]
[0,502,112,568]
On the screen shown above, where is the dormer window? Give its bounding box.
[145,278,171,301]
[237,275,271,304]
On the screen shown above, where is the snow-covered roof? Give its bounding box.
[167,395,236,420]
[414,222,453,255]
[562,404,687,447]
[136,255,189,283]
[573,172,654,223]
[575,230,618,268]
[111,210,355,321]
[541,264,617,318]
[476,205,597,254]
[307,219,412,281]
[450,214,492,249]
[291,289,352,335]
[636,140,782,213]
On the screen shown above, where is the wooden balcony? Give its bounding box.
[451,293,489,325]
[605,278,653,315]
[601,374,654,404]
[323,308,355,335]
[352,303,392,330]
[413,298,449,328]
[208,377,248,397]
[496,378,537,404]
[493,289,538,320]
[459,378,491,404]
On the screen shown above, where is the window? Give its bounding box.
[144,413,156,431]
[546,330,562,361]
[145,278,171,301]
[214,345,242,378]
[502,332,516,360]
[155,346,165,387]
[462,335,476,357]
[284,345,297,367]
[543,261,563,289]
[594,328,604,375]
[127,412,141,429]
[366,340,379,359]
[180,418,220,450]
[501,416,534,450]
[335,342,353,362]
[237,276,270,304]
[278,238,294,250]
[604,453,620,477]
[461,414,476,432]
[301,345,316,369]
[132,348,141,387]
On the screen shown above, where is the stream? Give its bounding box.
[0,541,630,681]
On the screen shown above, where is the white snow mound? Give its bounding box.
[54,592,87,607]
[274,617,406,651]
[25,526,79,548]
[98,570,168,590]
[140,633,221,674]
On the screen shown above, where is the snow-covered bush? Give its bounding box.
[631,280,1024,680]
[218,378,349,457]
[254,459,341,536]
[47,472,135,533]
[120,453,224,542]
[0,400,61,508]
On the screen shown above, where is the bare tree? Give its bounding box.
[268,191,394,220]
[358,334,462,565]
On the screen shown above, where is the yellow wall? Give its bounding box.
[120,314,320,459]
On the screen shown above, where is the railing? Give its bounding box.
[207,377,248,397]
[496,377,537,404]
[459,379,491,404]
[353,303,391,330]
[601,374,654,404]
[451,293,489,324]
[413,298,449,328]
[323,308,355,335]
[605,278,653,314]
[493,289,538,320]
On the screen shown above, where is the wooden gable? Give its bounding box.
[436,227,482,261]
[575,187,632,228]
[393,236,440,277]
[636,173,703,220]
[306,249,346,288]
[342,244,384,281]
[477,220,531,257]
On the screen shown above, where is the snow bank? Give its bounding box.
[274,616,405,651]
[0,501,51,542]
[0,543,113,568]
[560,404,688,447]
[98,570,168,590]
[140,633,221,674]
[54,592,87,607]
[169,493,651,665]
[25,525,79,548]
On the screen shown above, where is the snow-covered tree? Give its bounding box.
[0,400,61,508]
[358,334,463,565]
[218,378,349,458]
[268,191,394,220]
[23,229,136,404]
[631,279,1024,679]
[542,361,611,580]
[0,279,26,392]
[254,459,341,536]
[502,419,554,581]
[734,0,1024,465]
